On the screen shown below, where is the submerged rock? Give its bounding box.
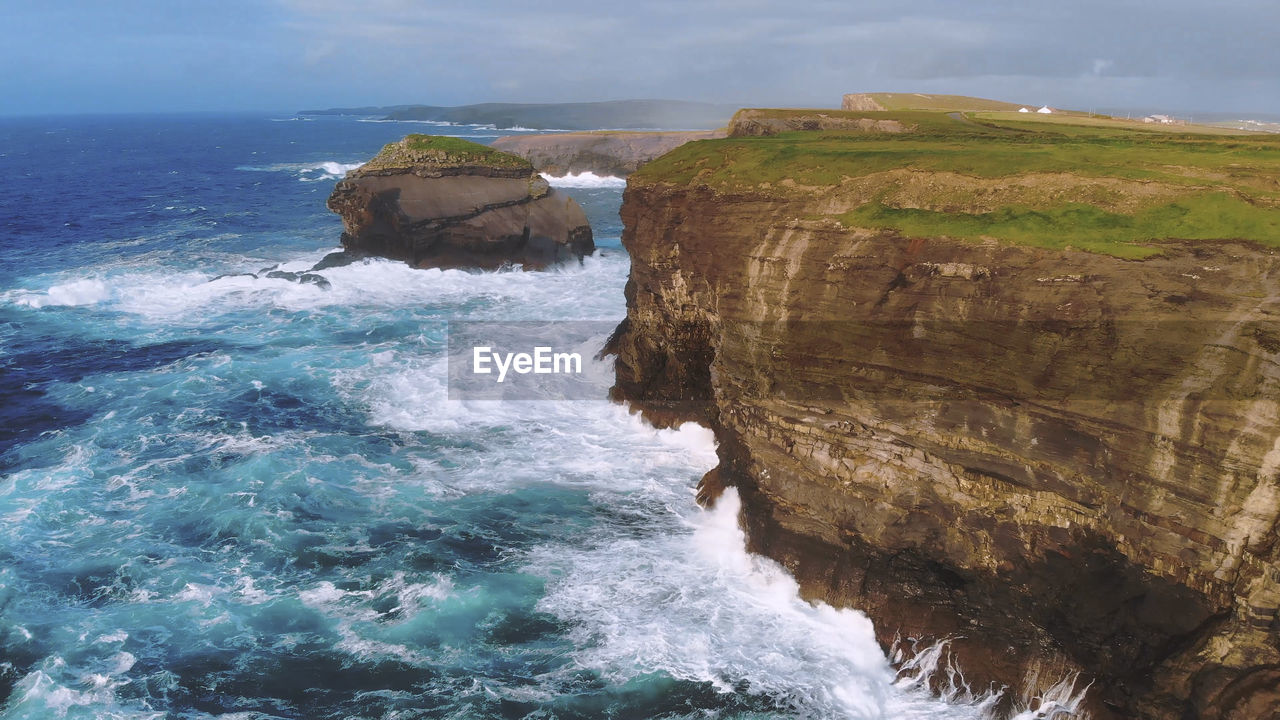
[210,266,332,290]
[263,270,331,289]
[309,250,363,272]
[326,135,594,270]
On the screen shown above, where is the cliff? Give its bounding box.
[491,130,725,177]
[727,108,910,137]
[609,108,1280,718]
[327,135,592,269]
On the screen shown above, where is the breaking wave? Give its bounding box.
[544,172,628,188]
[235,160,364,181]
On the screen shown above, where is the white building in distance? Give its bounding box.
[1037,106,1053,114]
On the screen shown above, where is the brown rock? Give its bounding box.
[841,93,888,111]
[491,130,726,177]
[327,134,593,270]
[608,177,1280,719]
[728,108,908,137]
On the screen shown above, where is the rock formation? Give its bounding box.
[728,109,908,137]
[841,93,889,111]
[491,130,725,177]
[327,135,593,270]
[608,108,1280,719]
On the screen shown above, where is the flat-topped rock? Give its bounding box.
[327,135,593,270]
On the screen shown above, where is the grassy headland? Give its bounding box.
[363,134,533,172]
[847,92,1034,112]
[633,105,1280,258]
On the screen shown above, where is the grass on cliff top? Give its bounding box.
[854,93,1032,112]
[971,111,1260,136]
[841,193,1280,259]
[364,134,533,171]
[638,113,1280,186]
[538,129,722,137]
[633,109,1280,257]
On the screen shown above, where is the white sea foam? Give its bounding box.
[1009,671,1093,719]
[2,250,629,323]
[529,488,873,717]
[6,666,161,720]
[500,126,572,133]
[544,172,628,188]
[235,160,364,180]
[522,478,1028,719]
[93,631,129,645]
[14,278,113,308]
[310,161,364,178]
[173,583,222,607]
[300,572,453,621]
[356,119,458,126]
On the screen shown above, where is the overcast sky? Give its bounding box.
[3,0,1277,116]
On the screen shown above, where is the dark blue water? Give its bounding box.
[0,114,988,720]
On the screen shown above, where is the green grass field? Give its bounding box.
[852,93,1032,112]
[634,107,1280,258]
[365,134,533,171]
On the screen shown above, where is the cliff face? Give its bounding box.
[327,135,593,270]
[491,130,725,177]
[728,108,908,136]
[610,114,1280,718]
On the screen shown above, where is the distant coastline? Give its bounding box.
[298,99,737,131]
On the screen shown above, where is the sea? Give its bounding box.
[0,114,1064,719]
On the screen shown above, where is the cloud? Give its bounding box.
[1,0,1277,114]
[266,0,1278,111]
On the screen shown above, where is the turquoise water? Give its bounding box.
[0,115,1018,719]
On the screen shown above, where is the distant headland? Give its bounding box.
[298,99,738,131]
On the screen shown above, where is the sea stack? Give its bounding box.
[327,134,593,270]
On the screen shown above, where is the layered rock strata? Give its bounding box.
[728,108,908,136]
[491,130,725,177]
[327,135,593,270]
[608,168,1280,718]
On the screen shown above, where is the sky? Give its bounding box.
[2,0,1278,116]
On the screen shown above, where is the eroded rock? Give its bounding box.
[609,177,1280,719]
[491,130,725,177]
[327,135,593,270]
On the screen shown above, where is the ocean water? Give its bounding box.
[0,114,1060,720]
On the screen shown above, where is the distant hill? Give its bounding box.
[299,100,737,131]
